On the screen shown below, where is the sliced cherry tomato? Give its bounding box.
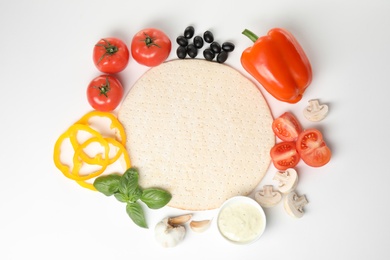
[296,129,331,167]
[93,38,129,74]
[131,28,171,67]
[87,75,124,112]
[270,141,300,170]
[272,112,302,142]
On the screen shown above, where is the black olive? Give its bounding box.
[203,30,214,43]
[184,26,195,39]
[222,42,235,52]
[186,44,198,58]
[216,51,228,63]
[203,48,215,61]
[193,36,204,49]
[210,42,222,53]
[176,36,188,47]
[177,46,187,59]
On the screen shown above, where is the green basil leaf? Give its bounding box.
[129,186,143,203]
[119,168,139,197]
[140,188,172,209]
[126,202,148,228]
[93,174,121,196]
[114,192,129,203]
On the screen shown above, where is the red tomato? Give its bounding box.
[270,141,300,170]
[272,112,302,142]
[93,38,129,74]
[131,28,171,67]
[296,129,331,167]
[87,75,124,112]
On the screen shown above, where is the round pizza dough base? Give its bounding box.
[118,59,275,211]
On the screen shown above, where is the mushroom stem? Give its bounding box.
[308,99,321,112]
[255,185,282,208]
[284,191,309,218]
[273,171,290,186]
[273,168,298,194]
[303,99,329,122]
[262,185,276,196]
[294,194,308,211]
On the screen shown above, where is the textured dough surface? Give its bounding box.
[118,59,275,210]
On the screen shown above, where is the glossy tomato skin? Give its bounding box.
[270,141,300,170]
[272,112,302,141]
[87,75,124,112]
[131,28,171,67]
[93,38,129,74]
[296,129,331,167]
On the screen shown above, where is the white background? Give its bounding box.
[1,0,389,259]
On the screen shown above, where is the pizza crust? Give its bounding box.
[118,59,275,210]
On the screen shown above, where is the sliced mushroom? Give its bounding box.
[255,185,282,208]
[303,99,329,122]
[273,168,298,194]
[155,216,188,248]
[190,219,211,233]
[284,191,308,218]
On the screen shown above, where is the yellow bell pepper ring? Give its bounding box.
[53,110,132,191]
[104,137,131,168]
[74,138,131,191]
[76,110,127,146]
[72,136,110,181]
[53,124,109,181]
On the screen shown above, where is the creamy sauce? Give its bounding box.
[218,202,264,243]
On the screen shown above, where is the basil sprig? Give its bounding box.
[93,167,172,228]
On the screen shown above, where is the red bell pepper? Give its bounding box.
[241,28,312,104]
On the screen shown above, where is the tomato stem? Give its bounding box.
[142,32,160,48]
[94,77,111,97]
[242,29,259,43]
[96,39,118,64]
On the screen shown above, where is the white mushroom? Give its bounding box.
[254,185,282,208]
[303,99,329,122]
[284,191,308,218]
[154,214,192,248]
[273,168,299,194]
[190,219,212,233]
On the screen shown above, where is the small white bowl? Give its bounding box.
[216,196,266,245]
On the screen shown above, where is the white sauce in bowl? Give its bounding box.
[217,197,266,244]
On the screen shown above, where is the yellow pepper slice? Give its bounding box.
[104,137,131,167]
[54,111,131,191]
[53,124,109,181]
[72,136,110,181]
[75,137,131,191]
[75,110,126,146]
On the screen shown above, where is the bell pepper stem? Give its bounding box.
[242,29,259,43]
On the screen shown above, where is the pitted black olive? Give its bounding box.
[176,36,188,47]
[203,30,214,43]
[184,26,195,39]
[203,48,215,61]
[186,44,198,58]
[177,46,187,59]
[216,51,228,63]
[222,42,235,52]
[193,36,204,49]
[210,42,222,54]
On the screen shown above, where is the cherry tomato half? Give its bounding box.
[296,129,331,167]
[270,141,300,170]
[87,75,124,112]
[131,28,171,67]
[272,112,302,142]
[93,38,129,74]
